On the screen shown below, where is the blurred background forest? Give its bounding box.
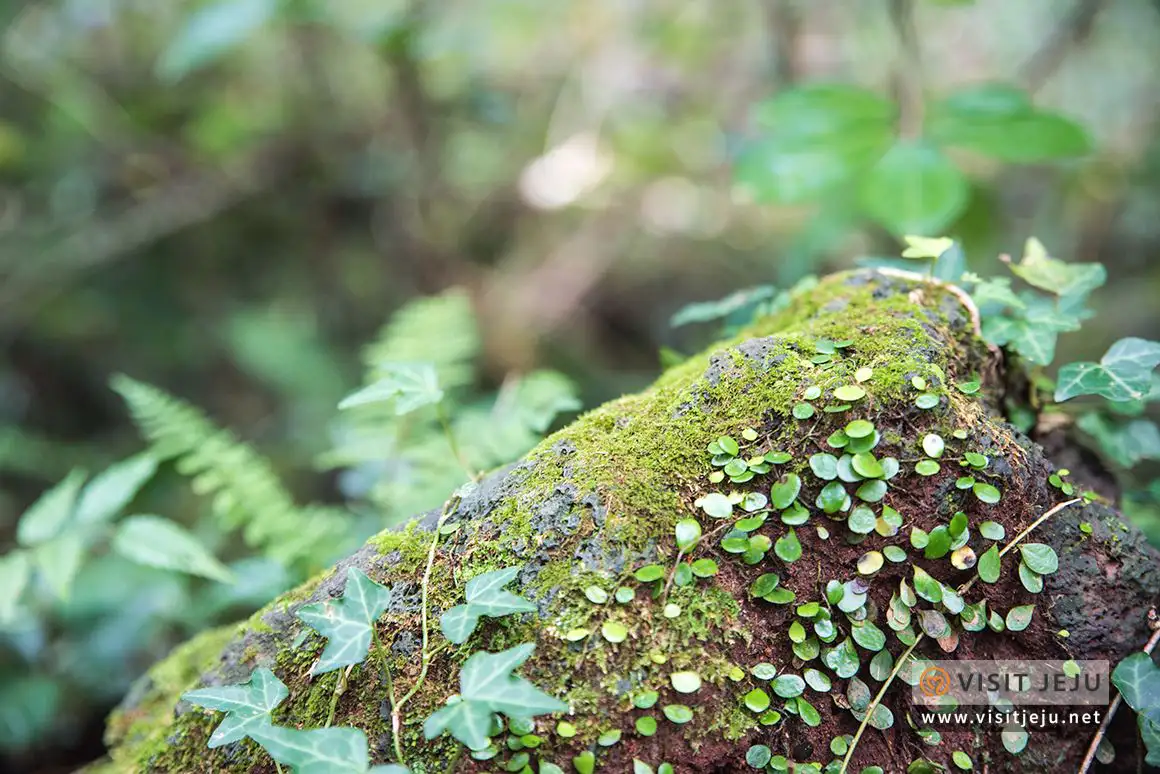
[2,0,1160,770]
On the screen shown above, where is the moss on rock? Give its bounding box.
[95,271,1160,774]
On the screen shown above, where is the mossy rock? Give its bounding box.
[92,271,1160,774]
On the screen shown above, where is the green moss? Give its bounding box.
[104,624,241,772]
[102,271,999,773]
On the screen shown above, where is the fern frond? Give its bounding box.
[361,290,479,392]
[111,375,346,568]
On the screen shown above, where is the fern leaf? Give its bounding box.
[361,290,479,392]
[111,375,346,567]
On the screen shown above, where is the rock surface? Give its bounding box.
[91,271,1160,774]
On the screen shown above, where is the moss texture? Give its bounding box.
[93,271,1160,774]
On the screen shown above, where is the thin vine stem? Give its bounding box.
[324,665,352,728]
[389,509,450,762]
[436,401,476,480]
[839,497,1084,773]
[1078,619,1160,774]
[838,634,925,774]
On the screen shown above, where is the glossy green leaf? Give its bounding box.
[699,492,733,519]
[809,453,839,480]
[858,141,969,235]
[978,545,1001,583]
[973,482,1001,504]
[1005,605,1035,632]
[1018,544,1058,575]
[775,529,802,562]
[927,84,1091,162]
[735,86,895,203]
[770,473,802,509]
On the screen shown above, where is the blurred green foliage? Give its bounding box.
[1,0,1159,769]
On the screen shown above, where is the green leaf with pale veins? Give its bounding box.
[425,644,568,750]
[338,362,444,414]
[459,644,568,717]
[297,567,393,674]
[1112,652,1160,725]
[182,667,289,748]
[1056,338,1160,403]
[250,724,400,773]
[423,696,494,751]
[440,566,535,644]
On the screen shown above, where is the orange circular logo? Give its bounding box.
[919,666,951,697]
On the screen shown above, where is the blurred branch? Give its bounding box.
[763,0,801,85]
[889,0,923,140]
[1019,0,1107,94]
[0,147,289,331]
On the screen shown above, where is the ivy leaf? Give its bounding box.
[74,453,158,526]
[424,644,567,750]
[1076,414,1160,468]
[297,567,393,674]
[926,84,1091,162]
[440,567,536,645]
[16,469,86,547]
[338,363,444,415]
[423,697,493,751]
[1112,652,1160,725]
[1006,238,1106,300]
[858,141,969,235]
[250,724,402,773]
[112,515,234,584]
[459,644,568,717]
[734,85,895,204]
[182,667,289,748]
[1056,338,1160,403]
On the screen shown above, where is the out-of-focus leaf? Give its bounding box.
[735,85,895,203]
[1007,238,1106,300]
[0,551,31,624]
[858,142,969,235]
[670,286,779,328]
[33,533,86,601]
[1056,338,1160,402]
[0,675,61,753]
[112,515,234,583]
[1076,414,1160,468]
[156,0,278,82]
[74,453,158,527]
[16,469,86,547]
[338,363,443,414]
[927,84,1092,161]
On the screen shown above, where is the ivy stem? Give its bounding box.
[1078,617,1160,774]
[374,625,406,765]
[324,665,353,727]
[841,496,1084,773]
[391,512,448,740]
[661,549,687,603]
[838,634,925,774]
[275,763,284,774]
